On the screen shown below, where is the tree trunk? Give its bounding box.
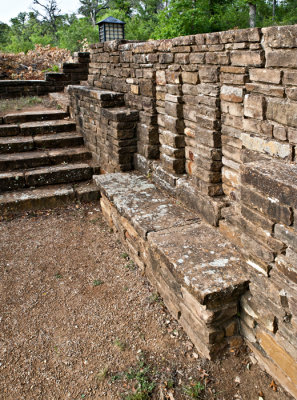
[273,0,276,19]
[249,3,256,28]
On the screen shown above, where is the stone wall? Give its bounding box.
[0,52,90,99]
[69,25,297,398]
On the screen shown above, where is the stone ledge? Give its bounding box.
[94,172,249,359]
[242,160,297,209]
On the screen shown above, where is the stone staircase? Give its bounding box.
[0,109,100,215]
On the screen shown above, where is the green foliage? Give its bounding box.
[183,381,205,398]
[2,0,297,53]
[124,357,155,399]
[57,17,98,52]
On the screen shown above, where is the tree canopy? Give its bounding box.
[1,0,296,53]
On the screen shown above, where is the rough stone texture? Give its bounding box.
[0,109,100,211]
[65,24,297,398]
[95,172,248,359]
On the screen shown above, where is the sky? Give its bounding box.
[1,0,82,24]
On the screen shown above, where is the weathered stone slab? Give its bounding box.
[3,110,68,124]
[0,184,75,214]
[148,222,248,307]
[20,119,76,136]
[242,161,297,209]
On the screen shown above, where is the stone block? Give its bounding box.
[242,161,297,209]
[275,224,297,249]
[220,72,246,85]
[266,99,297,128]
[205,52,230,65]
[164,115,184,134]
[241,185,293,225]
[283,69,297,85]
[220,85,244,103]
[165,71,182,84]
[243,118,273,137]
[266,49,297,68]
[199,66,219,83]
[221,101,243,117]
[159,53,174,64]
[244,94,265,120]
[249,68,281,84]
[231,51,264,67]
[288,127,297,144]
[245,82,284,98]
[241,132,291,159]
[181,71,199,84]
[160,153,185,174]
[165,102,183,118]
[262,25,297,48]
[189,53,205,64]
[174,53,190,64]
[159,130,185,147]
[286,87,297,101]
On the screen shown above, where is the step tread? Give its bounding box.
[0,136,33,145]
[34,131,83,141]
[3,110,68,124]
[0,162,91,177]
[0,146,90,162]
[0,181,100,214]
[0,184,74,203]
[94,172,249,306]
[20,119,75,129]
[0,131,82,144]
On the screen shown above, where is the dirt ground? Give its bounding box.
[0,203,293,400]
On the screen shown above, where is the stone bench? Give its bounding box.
[94,172,249,359]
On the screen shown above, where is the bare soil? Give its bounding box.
[0,203,293,400]
[0,97,55,117]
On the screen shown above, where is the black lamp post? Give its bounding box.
[96,17,125,42]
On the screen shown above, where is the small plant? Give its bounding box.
[97,367,109,381]
[114,338,126,351]
[125,260,136,271]
[183,381,205,398]
[55,273,62,279]
[110,373,121,382]
[93,279,104,286]
[43,64,60,73]
[121,252,129,259]
[148,293,163,305]
[124,357,155,400]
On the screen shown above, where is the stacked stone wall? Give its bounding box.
[71,25,297,398]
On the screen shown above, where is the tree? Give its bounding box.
[32,0,62,36]
[78,0,110,26]
[248,1,257,27]
[0,22,11,50]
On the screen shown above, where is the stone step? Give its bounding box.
[67,86,125,108]
[19,119,76,136]
[94,172,249,359]
[0,163,93,192]
[3,110,68,124]
[0,147,91,171]
[0,124,20,137]
[0,181,100,216]
[0,132,83,153]
[101,107,139,122]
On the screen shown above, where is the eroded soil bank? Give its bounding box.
[0,204,292,399]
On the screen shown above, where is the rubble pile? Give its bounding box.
[0,45,72,80]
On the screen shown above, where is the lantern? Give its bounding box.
[96,17,125,42]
